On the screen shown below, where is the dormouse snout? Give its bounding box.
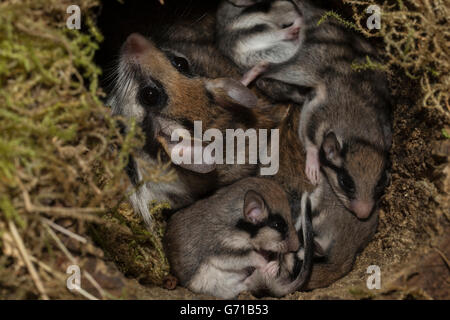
[350,199,374,220]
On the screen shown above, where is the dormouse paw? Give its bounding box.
[241,61,270,86]
[305,163,320,185]
[262,261,280,279]
[305,149,320,185]
[252,251,269,269]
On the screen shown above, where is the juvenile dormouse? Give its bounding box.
[216,0,303,86]
[218,0,392,219]
[108,33,279,228]
[293,177,379,289]
[164,177,304,299]
[245,194,314,297]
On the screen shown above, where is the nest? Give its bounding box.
[0,0,449,299]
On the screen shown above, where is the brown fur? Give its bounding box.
[165,177,298,299]
[272,105,314,193]
[111,11,380,292]
[160,17,374,291]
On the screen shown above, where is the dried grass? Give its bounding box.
[344,0,449,116]
[0,0,170,299]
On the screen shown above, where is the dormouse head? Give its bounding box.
[319,132,390,220]
[229,0,300,28]
[226,0,270,7]
[238,185,300,259]
[109,33,258,173]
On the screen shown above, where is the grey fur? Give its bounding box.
[246,192,314,297]
[216,0,304,85]
[217,0,392,218]
[164,177,303,299]
[295,178,378,289]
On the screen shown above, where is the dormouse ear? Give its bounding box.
[243,190,269,224]
[313,240,326,258]
[321,132,341,163]
[205,78,258,109]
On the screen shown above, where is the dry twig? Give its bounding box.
[8,221,49,300]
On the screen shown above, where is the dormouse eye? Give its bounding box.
[338,171,356,195]
[380,171,390,188]
[139,85,160,107]
[268,216,287,235]
[170,56,190,75]
[375,171,390,198]
[282,22,294,29]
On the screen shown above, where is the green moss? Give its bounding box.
[344,0,449,117]
[348,287,375,299]
[0,0,166,298]
[0,195,25,227]
[317,10,360,32]
[351,56,388,72]
[442,129,450,139]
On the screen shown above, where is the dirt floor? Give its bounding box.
[1,0,449,300]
